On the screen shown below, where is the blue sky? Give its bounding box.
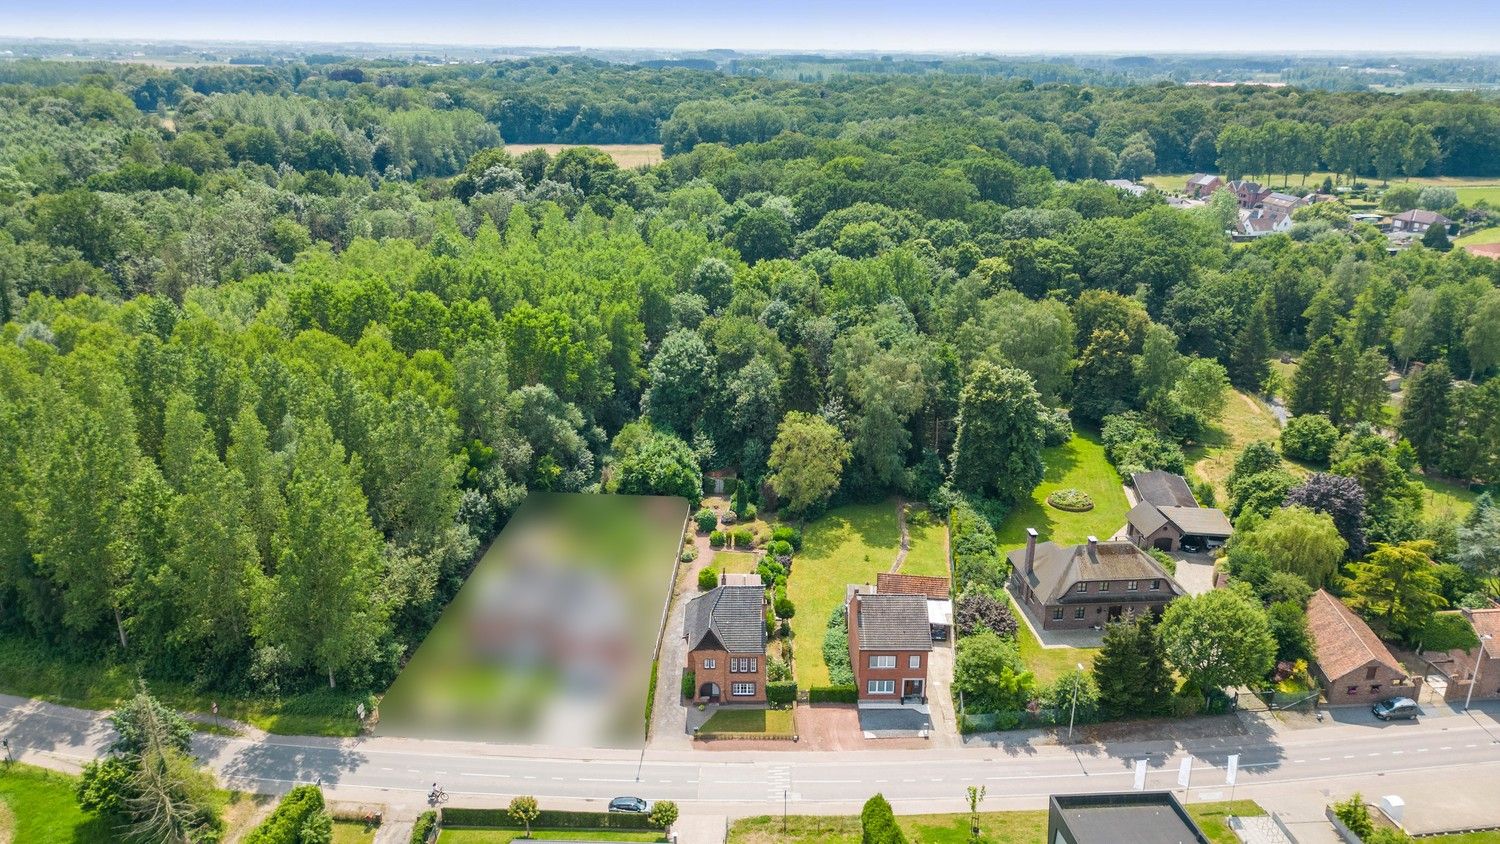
[5,0,1500,53]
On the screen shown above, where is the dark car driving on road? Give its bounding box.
[609,796,649,813]
[1372,697,1419,721]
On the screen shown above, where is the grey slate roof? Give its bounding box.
[1158,506,1233,537]
[852,593,933,651]
[1126,500,1170,536]
[1007,540,1182,605]
[685,586,766,654]
[1130,471,1197,508]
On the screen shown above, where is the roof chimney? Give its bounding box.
[1087,535,1099,555]
[1025,528,1038,575]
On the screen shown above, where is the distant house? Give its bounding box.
[847,588,932,705]
[876,572,954,640]
[1104,178,1148,197]
[1306,589,1419,705]
[1007,532,1184,630]
[1390,209,1452,234]
[1259,191,1308,218]
[1125,471,1232,553]
[1421,608,1500,704]
[1228,179,1268,208]
[684,585,767,705]
[1165,196,1207,210]
[1185,173,1223,198]
[1237,207,1293,237]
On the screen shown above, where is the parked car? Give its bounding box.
[1372,697,1419,721]
[609,796,650,813]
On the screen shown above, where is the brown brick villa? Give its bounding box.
[684,585,766,705]
[1007,531,1184,631]
[1306,589,1419,705]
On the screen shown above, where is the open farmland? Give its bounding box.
[505,143,664,168]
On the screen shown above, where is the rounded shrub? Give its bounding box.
[708,530,726,548]
[697,567,719,591]
[693,507,718,533]
[1046,488,1094,512]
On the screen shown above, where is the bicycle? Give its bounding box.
[428,787,449,806]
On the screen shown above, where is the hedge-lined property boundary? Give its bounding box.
[440,808,658,830]
[808,685,858,703]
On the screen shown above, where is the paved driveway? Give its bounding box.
[648,533,715,749]
[1173,554,1218,596]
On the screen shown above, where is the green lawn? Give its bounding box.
[1457,226,1500,246]
[727,801,1262,844]
[1426,833,1500,843]
[901,504,951,578]
[0,634,365,737]
[333,820,378,843]
[1187,389,1291,502]
[0,762,114,843]
[994,430,1131,550]
[1421,474,1479,521]
[787,500,904,687]
[714,551,761,574]
[699,707,795,734]
[439,830,665,842]
[1008,594,1097,685]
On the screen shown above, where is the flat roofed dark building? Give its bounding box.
[1048,792,1210,844]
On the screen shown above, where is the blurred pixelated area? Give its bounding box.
[376,493,689,748]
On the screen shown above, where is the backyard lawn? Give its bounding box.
[994,430,1131,550]
[787,499,907,687]
[727,800,1262,843]
[902,504,951,578]
[699,707,795,735]
[714,551,761,574]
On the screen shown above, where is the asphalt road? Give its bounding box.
[4,693,1499,821]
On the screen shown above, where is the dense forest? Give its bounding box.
[0,56,1497,701]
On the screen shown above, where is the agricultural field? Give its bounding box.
[993,430,1132,551]
[504,143,664,168]
[377,493,689,747]
[1143,172,1500,197]
[1456,226,1500,246]
[787,499,943,687]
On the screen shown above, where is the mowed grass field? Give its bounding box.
[1456,226,1500,246]
[1188,389,1289,502]
[727,800,1263,844]
[788,499,943,687]
[505,143,663,168]
[993,430,1132,550]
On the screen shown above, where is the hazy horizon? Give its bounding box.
[6,0,1500,55]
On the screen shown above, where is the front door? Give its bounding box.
[698,682,721,702]
[902,679,925,700]
[1108,605,1123,621]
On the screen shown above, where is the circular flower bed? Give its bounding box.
[1046,488,1094,512]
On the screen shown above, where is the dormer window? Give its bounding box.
[1075,583,1087,593]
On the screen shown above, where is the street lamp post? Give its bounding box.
[1465,633,1493,712]
[1067,662,1085,740]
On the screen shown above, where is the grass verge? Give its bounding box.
[439,830,665,842]
[0,762,113,843]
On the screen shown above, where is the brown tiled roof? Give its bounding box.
[851,593,933,651]
[876,572,951,599]
[1306,589,1404,680]
[1469,608,1500,657]
[1393,209,1451,226]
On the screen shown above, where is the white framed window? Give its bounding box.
[1074,608,1086,619]
[730,657,758,673]
[1052,608,1063,620]
[703,658,716,669]
[908,654,921,669]
[870,655,896,669]
[867,679,895,695]
[1098,581,1110,592]
[1126,580,1138,591]
[731,683,755,697]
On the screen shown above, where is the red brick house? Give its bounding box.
[1422,608,1500,704]
[1306,589,1419,705]
[1006,532,1183,631]
[684,585,767,705]
[1391,209,1451,234]
[1228,179,1268,208]
[847,589,932,705]
[1185,173,1223,198]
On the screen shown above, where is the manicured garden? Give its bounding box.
[714,550,761,574]
[1007,594,1098,685]
[993,430,1131,550]
[698,707,796,736]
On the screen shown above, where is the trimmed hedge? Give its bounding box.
[766,681,797,706]
[244,785,328,844]
[681,669,696,699]
[808,685,857,703]
[441,808,657,830]
[644,658,659,737]
[409,811,437,844]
